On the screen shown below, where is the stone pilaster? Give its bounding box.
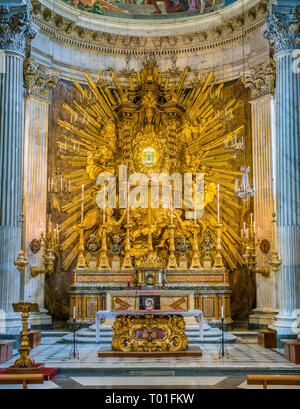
[243,60,278,327]
[264,3,300,338]
[22,59,59,328]
[0,1,36,334]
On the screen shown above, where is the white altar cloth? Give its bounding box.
[95,309,203,342]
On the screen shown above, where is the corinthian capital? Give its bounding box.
[243,59,276,100]
[0,3,37,57]
[264,5,300,54]
[24,58,60,101]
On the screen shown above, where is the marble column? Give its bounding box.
[264,3,300,338]
[22,59,59,328]
[244,60,278,327]
[0,1,36,335]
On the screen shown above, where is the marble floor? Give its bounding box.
[0,335,299,389]
[1,374,300,389]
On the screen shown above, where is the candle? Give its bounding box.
[241,229,243,239]
[81,184,84,223]
[258,227,261,240]
[103,185,106,224]
[60,176,63,192]
[194,186,197,224]
[221,305,224,318]
[68,180,71,192]
[73,306,75,320]
[170,185,173,224]
[127,183,130,223]
[217,184,220,224]
[250,213,253,224]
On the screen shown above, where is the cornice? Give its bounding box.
[31,0,269,56]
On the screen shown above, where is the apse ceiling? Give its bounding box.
[59,0,238,19]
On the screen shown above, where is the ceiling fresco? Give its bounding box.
[61,0,238,18]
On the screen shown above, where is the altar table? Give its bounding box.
[95,309,203,343]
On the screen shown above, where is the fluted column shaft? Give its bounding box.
[275,52,300,325]
[0,2,36,333]
[265,4,300,336]
[243,60,277,327]
[23,97,48,305]
[0,53,24,313]
[250,95,278,325]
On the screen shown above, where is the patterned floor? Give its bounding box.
[1,335,299,389]
[0,338,298,371]
[1,375,300,389]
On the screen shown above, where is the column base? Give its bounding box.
[269,314,299,347]
[248,307,278,329]
[29,309,52,330]
[0,311,22,336]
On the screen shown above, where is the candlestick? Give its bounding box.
[81,184,84,223]
[194,186,197,225]
[170,184,173,224]
[217,184,220,224]
[127,183,130,223]
[103,185,106,224]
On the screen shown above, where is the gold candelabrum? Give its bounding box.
[14,250,28,273]
[241,213,282,277]
[122,222,133,269]
[190,223,202,270]
[242,221,260,273]
[167,223,179,270]
[214,223,224,269]
[30,220,59,277]
[12,302,39,369]
[270,212,282,273]
[98,224,110,270]
[76,223,87,269]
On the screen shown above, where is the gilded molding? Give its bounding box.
[24,57,60,100]
[264,5,300,54]
[243,59,276,100]
[0,4,37,57]
[30,0,268,56]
